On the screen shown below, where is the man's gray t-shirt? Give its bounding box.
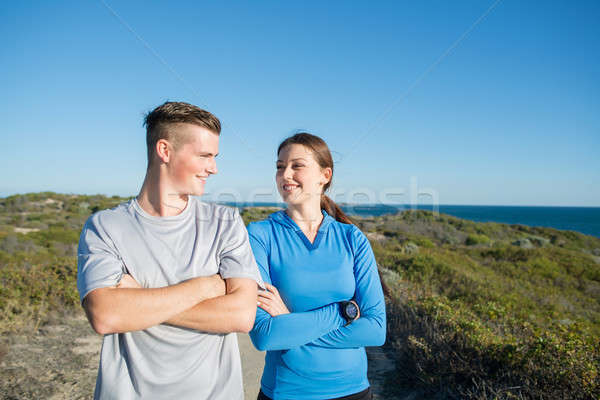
[77,197,262,400]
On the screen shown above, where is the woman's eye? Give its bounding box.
[276,165,283,170]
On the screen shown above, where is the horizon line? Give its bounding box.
[1,191,599,209]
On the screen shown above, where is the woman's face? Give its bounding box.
[276,144,331,206]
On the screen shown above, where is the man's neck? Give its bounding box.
[137,172,190,217]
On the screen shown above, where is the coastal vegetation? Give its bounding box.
[0,193,128,333]
[0,193,598,399]
[360,210,600,399]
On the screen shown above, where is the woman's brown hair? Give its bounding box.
[277,132,391,298]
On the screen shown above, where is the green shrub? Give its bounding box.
[466,233,491,246]
[414,237,435,248]
[0,257,79,333]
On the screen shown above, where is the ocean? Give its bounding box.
[225,202,600,238]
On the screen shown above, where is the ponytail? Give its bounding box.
[320,194,353,225]
[321,195,391,298]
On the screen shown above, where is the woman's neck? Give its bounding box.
[285,202,324,241]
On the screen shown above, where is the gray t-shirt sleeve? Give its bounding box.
[77,214,124,304]
[218,209,264,287]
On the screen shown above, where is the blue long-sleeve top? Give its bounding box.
[248,210,386,400]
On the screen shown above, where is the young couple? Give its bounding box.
[77,101,386,400]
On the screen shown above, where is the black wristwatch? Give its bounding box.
[339,300,359,325]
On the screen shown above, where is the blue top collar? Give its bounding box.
[269,209,334,232]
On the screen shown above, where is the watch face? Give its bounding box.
[345,302,358,319]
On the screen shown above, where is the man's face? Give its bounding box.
[166,123,219,197]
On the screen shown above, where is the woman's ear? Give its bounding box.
[321,167,332,185]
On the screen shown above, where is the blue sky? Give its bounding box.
[2,1,599,206]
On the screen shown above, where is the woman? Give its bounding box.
[248,133,386,400]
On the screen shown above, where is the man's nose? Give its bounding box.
[208,158,218,175]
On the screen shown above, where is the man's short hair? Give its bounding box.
[144,101,221,166]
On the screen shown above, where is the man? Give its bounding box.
[77,101,262,399]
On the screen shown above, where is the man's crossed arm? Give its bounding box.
[83,274,257,335]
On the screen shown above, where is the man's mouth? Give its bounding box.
[196,175,208,182]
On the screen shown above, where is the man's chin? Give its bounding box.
[172,187,204,198]
[189,188,205,197]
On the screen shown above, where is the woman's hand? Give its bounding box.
[257,283,290,317]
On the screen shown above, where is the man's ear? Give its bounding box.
[156,139,170,163]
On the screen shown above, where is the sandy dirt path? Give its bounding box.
[238,333,264,399]
[1,312,402,399]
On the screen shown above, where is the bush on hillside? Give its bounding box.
[466,233,491,246]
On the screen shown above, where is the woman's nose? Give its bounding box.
[282,165,293,180]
